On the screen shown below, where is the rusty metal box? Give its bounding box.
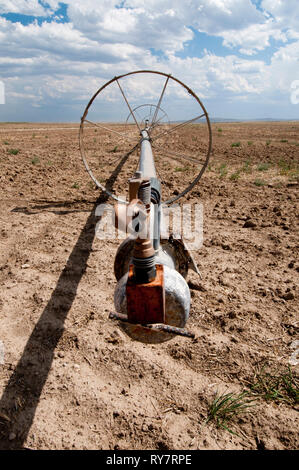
[126,264,165,324]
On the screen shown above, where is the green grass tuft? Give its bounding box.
[218,163,227,178]
[174,166,190,172]
[257,162,271,172]
[230,171,241,181]
[108,145,118,153]
[288,169,299,181]
[277,159,299,175]
[254,178,266,186]
[206,391,256,435]
[232,142,241,148]
[249,364,298,406]
[8,148,19,155]
[242,159,252,174]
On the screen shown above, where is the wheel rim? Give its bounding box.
[79,70,212,205]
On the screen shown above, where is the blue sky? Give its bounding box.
[0,0,298,121]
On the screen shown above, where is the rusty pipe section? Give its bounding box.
[114,176,157,284]
[132,180,156,283]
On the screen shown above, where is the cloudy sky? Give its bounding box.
[0,0,298,122]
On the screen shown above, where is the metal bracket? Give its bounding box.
[109,311,195,339]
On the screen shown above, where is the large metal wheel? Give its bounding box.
[79,70,212,205]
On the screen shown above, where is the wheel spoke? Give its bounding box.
[108,141,141,166]
[84,119,129,139]
[116,78,141,132]
[149,105,153,121]
[150,112,168,131]
[150,75,170,129]
[151,113,206,142]
[155,147,206,166]
[135,108,145,126]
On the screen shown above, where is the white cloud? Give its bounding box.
[0,0,298,120]
[261,0,299,32]
[0,0,51,16]
[66,1,193,54]
[0,16,147,65]
[266,40,299,94]
[221,21,288,54]
[124,0,262,32]
[63,1,295,57]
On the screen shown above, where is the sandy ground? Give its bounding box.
[0,121,298,450]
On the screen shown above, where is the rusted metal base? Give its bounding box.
[109,311,195,339]
[126,264,165,324]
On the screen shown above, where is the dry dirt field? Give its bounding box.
[0,121,298,450]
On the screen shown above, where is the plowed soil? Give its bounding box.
[0,121,298,450]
